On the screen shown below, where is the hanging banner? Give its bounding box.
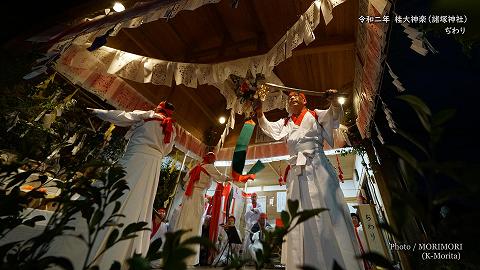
[231,120,264,182]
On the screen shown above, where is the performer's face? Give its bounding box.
[227,217,235,226]
[158,210,166,221]
[203,154,216,164]
[351,216,359,226]
[251,194,257,202]
[259,217,266,227]
[288,92,306,114]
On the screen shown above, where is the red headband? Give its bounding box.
[156,101,173,117]
[202,152,216,162]
[288,91,306,101]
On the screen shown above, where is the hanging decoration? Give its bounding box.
[103,123,116,147]
[374,122,385,144]
[230,72,266,103]
[228,72,266,116]
[353,0,391,139]
[169,151,179,173]
[209,182,224,244]
[386,62,406,92]
[399,20,429,56]
[336,155,344,183]
[279,165,290,186]
[382,100,397,133]
[231,120,264,182]
[54,0,332,113]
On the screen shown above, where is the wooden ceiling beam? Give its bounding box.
[293,39,355,56]
[189,36,259,60]
[122,29,167,59]
[180,87,218,124]
[245,0,268,51]
[211,5,234,50]
[184,4,235,62]
[164,22,189,61]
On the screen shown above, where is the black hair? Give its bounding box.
[351,213,360,219]
[164,102,175,111]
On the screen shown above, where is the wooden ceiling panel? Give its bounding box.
[252,0,313,48]
[327,0,359,37]
[89,0,358,146]
[214,0,261,43]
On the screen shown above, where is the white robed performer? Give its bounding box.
[248,213,273,264]
[243,192,262,258]
[254,91,363,270]
[150,208,169,248]
[51,101,176,269]
[174,152,228,267]
[244,193,263,231]
[150,208,169,269]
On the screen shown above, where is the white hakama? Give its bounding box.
[50,110,175,269]
[258,106,363,270]
[174,164,226,266]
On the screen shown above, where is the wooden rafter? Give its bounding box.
[164,22,190,61]
[293,40,355,56]
[179,86,218,125]
[122,29,167,59]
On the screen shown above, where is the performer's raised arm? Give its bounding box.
[253,101,287,140]
[88,108,155,127]
[313,89,343,147]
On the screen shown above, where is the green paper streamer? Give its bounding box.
[247,160,265,174]
[232,121,255,175]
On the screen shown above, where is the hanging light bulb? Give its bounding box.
[219,116,226,124]
[338,97,346,105]
[113,2,125,12]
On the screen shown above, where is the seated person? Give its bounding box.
[150,208,169,269]
[150,208,169,247]
[248,213,273,263]
[215,216,242,264]
[199,215,212,266]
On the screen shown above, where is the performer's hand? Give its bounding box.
[325,89,338,103]
[253,100,263,117]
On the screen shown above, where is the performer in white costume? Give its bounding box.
[243,193,262,258]
[254,91,363,270]
[244,193,263,232]
[65,101,176,269]
[248,213,273,264]
[150,208,169,269]
[150,208,169,248]
[174,152,228,267]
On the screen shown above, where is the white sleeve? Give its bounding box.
[244,205,253,222]
[203,164,229,182]
[161,124,176,155]
[92,109,155,127]
[257,115,288,140]
[256,204,263,214]
[314,105,343,148]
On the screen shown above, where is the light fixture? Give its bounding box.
[113,2,125,12]
[338,97,346,105]
[218,116,226,124]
